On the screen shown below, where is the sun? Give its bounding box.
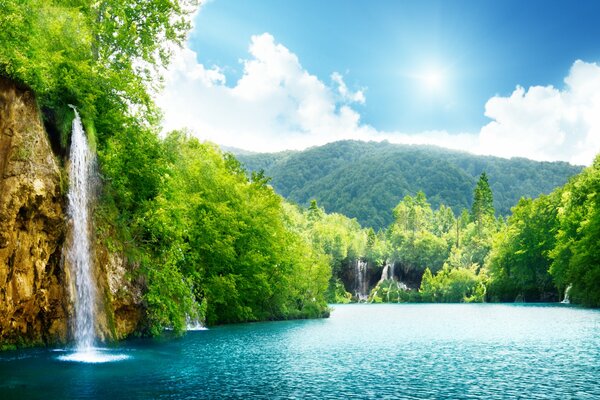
[420,69,444,91]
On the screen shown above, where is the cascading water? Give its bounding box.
[58,107,128,363]
[66,105,96,351]
[378,263,390,284]
[186,315,208,331]
[378,260,396,284]
[561,284,573,304]
[355,259,368,302]
[371,260,409,303]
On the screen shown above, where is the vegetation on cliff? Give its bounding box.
[1,0,332,336]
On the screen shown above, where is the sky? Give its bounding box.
[157,0,600,165]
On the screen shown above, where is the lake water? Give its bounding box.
[1,304,599,399]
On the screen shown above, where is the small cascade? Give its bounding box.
[186,316,208,331]
[378,263,390,284]
[561,284,573,304]
[66,105,96,351]
[370,260,410,303]
[378,260,396,284]
[354,259,369,302]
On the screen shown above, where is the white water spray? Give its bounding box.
[59,106,129,363]
[378,260,396,284]
[186,315,208,331]
[355,259,368,302]
[66,105,96,351]
[561,284,573,304]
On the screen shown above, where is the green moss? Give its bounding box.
[83,117,97,154]
[12,143,33,161]
[103,288,117,340]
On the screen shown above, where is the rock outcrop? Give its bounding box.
[94,245,144,341]
[0,77,69,346]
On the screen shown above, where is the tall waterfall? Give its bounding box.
[355,259,368,302]
[66,105,96,350]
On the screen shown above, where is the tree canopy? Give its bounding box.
[236,140,582,229]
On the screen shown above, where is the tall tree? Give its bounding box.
[471,172,495,225]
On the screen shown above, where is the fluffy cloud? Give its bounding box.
[158,33,375,152]
[477,60,600,165]
[157,33,600,165]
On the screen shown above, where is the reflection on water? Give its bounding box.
[1,304,599,399]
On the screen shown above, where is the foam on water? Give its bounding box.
[187,322,208,331]
[57,348,130,363]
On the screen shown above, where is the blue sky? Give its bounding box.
[157,0,600,165]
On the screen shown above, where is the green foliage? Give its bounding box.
[419,266,486,303]
[550,156,600,306]
[369,280,413,303]
[483,154,600,307]
[142,133,332,327]
[471,172,495,225]
[327,279,352,304]
[236,140,582,230]
[389,193,450,275]
[486,195,559,302]
[0,0,197,135]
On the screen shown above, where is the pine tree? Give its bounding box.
[471,172,495,224]
[308,199,324,221]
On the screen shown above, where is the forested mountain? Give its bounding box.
[235,140,583,229]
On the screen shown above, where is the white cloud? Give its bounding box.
[157,33,600,165]
[477,60,600,165]
[158,33,375,152]
[331,72,366,104]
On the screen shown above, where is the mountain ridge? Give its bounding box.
[233,140,583,229]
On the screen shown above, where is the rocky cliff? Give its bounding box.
[0,77,143,348]
[0,77,69,346]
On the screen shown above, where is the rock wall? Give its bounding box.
[0,77,69,346]
[0,77,143,347]
[94,245,144,341]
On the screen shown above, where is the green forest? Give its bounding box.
[235,140,582,229]
[1,0,598,340]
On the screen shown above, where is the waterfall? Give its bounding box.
[66,105,96,350]
[355,259,368,302]
[561,284,573,304]
[378,263,390,284]
[186,315,208,331]
[58,107,129,363]
[378,260,396,284]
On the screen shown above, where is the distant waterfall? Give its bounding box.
[66,106,96,350]
[355,259,368,302]
[378,260,396,284]
[561,284,573,304]
[186,315,208,331]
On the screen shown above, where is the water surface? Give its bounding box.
[1,304,599,399]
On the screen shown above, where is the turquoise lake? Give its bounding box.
[1,303,599,399]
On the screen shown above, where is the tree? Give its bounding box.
[471,172,495,225]
[550,155,600,306]
[486,195,559,302]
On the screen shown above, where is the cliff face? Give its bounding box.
[0,77,143,347]
[0,77,69,346]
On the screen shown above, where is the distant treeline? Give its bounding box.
[236,140,582,229]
